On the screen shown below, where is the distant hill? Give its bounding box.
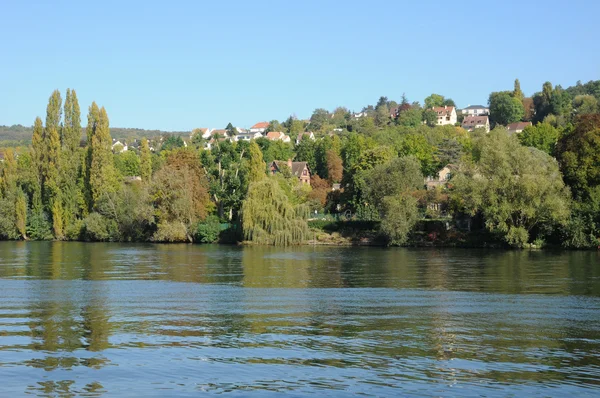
[0,125,189,146]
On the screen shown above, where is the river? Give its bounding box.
[0,241,599,396]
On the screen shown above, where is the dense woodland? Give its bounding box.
[1,79,600,248]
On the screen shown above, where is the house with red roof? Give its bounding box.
[461,115,490,132]
[266,131,291,143]
[250,122,269,134]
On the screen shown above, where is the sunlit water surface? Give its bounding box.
[0,242,599,397]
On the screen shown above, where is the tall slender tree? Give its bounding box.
[140,138,152,182]
[89,106,117,208]
[62,88,82,153]
[247,141,266,183]
[513,79,524,100]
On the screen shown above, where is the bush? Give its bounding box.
[152,221,189,242]
[195,215,221,243]
[83,213,118,241]
[65,219,84,241]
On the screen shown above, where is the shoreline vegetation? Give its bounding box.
[1,80,600,249]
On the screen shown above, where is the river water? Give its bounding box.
[0,242,599,397]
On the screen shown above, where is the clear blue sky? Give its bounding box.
[2,0,598,131]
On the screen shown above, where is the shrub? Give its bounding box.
[195,215,221,243]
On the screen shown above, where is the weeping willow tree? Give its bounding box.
[242,177,310,246]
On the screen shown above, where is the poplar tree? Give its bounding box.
[247,141,266,183]
[0,150,26,239]
[89,106,117,208]
[513,79,524,101]
[31,117,44,182]
[43,90,62,236]
[140,138,152,182]
[60,88,83,232]
[62,88,82,153]
[83,102,100,212]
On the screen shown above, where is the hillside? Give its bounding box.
[0,125,189,146]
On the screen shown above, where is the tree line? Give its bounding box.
[1,79,600,248]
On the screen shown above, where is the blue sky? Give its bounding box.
[2,0,598,131]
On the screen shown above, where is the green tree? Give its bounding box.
[452,129,570,247]
[114,151,141,176]
[247,141,266,183]
[242,177,309,245]
[140,138,152,182]
[151,149,211,241]
[309,108,330,131]
[380,195,419,245]
[62,88,81,153]
[573,95,598,116]
[397,107,423,127]
[424,94,445,109]
[363,156,423,209]
[518,122,560,155]
[513,78,524,100]
[161,135,184,152]
[89,105,118,209]
[265,120,282,133]
[422,109,437,127]
[294,139,317,173]
[555,114,600,201]
[489,91,525,126]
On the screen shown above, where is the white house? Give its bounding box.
[506,121,532,135]
[295,131,315,145]
[266,131,291,143]
[111,140,128,153]
[250,122,269,133]
[425,165,454,190]
[431,106,457,125]
[234,131,263,142]
[190,128,213,140]
[461,105,489,116]
[461,115,490,132]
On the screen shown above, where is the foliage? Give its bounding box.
[518,122,560,155]
[489,91,525,126]
[114,151,141,177]
[452,129,571,247]
[151,149,211,241]
[242,177,310,245]
[555,114,600,200]
[195,215,221,243]
[380,195,419,245]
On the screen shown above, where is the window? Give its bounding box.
[302,170,307,175]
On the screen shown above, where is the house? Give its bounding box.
[250,122,269,133]
[461,115,490,132]
[506,121,532,135]
[111,140,128,153]
[234,131,263,142]
[204,130,230,150]
[296,131,315,144]
[461,105,489,116]
[352,112,368,119]
[425,165,454,190]
[266,131,291,143]
[190,128,212,140]
[270,159,311,184]
[431,106,457,125]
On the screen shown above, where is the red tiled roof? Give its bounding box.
[267,131,283,140]
[251,122,269,129]
[507,122,531,131]
[432,106,455,115]
[462,116,489,125]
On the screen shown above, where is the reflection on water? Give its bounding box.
[0,242,599,396]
